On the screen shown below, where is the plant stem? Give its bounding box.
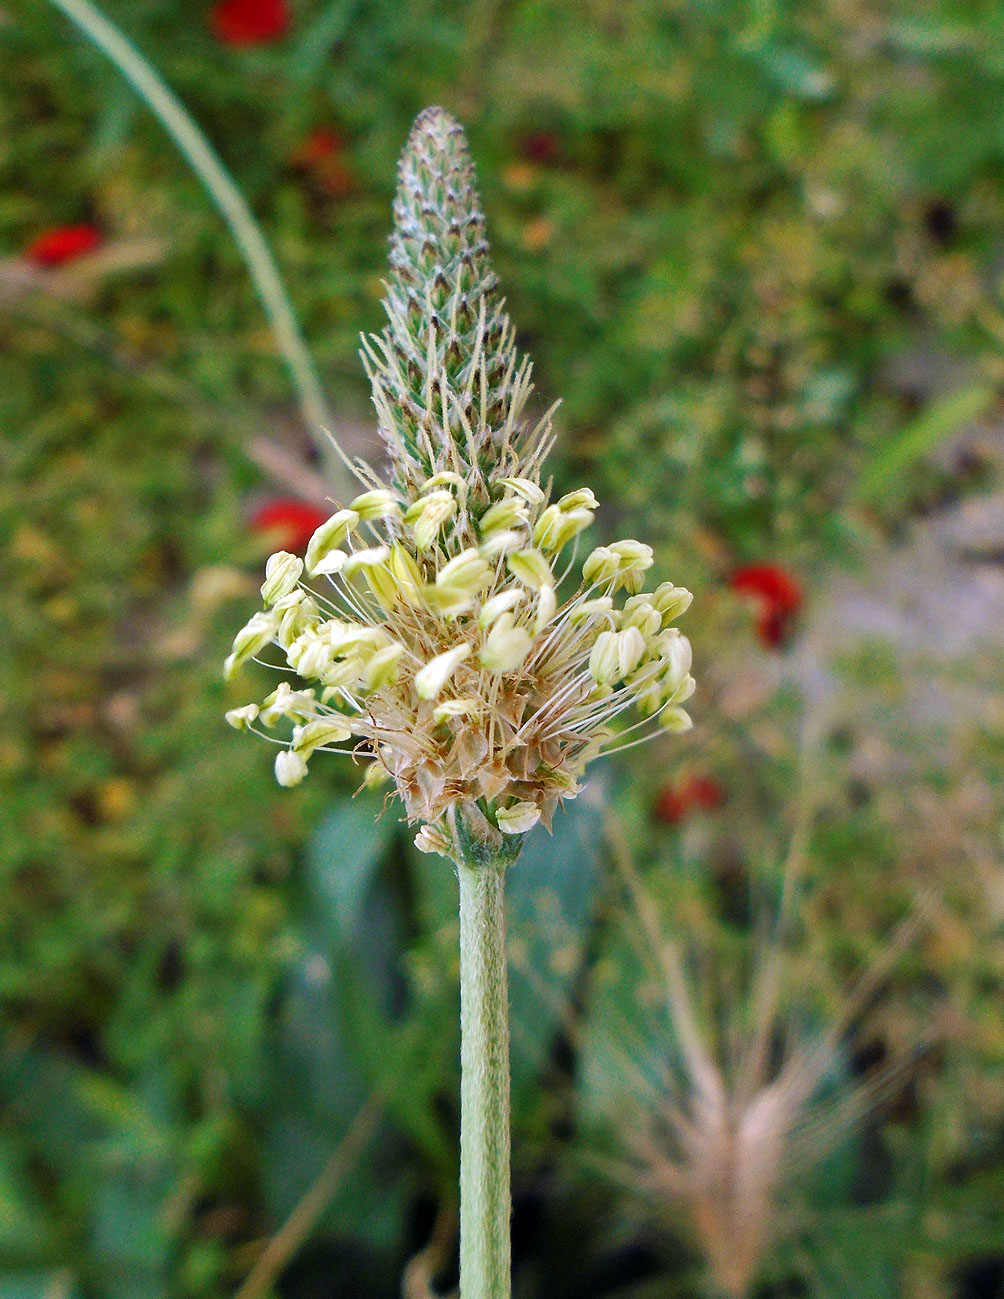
[44,0,355,498]
[457,858,511,1299]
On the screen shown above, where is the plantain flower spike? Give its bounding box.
[224,107,694,858]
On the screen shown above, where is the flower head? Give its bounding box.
[654,772,725,825]
[25,224,102,266]
[729,563,802,649]
[250,497,329,554]
[224,108,695,857]
[210,0,288,46]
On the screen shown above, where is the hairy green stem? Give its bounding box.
[44,0,353,497]
[457,858,511,1299]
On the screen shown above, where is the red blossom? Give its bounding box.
[25,224,102,267]
[293,127,344,166]
[291,126,357,199]
[654,773,726,825]
[250,497,328,554]
[210,0,288,46]
[729,563,803,649]
[519,131,562,165]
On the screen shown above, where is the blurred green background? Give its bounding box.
[3,1,1004,1296]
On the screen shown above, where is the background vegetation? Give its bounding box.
[3,1,1004,1296]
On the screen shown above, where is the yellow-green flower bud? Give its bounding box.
[659,705,693,734]
[433,698,480,723]
[659,629,693,690]
[437,548,492,595]
[497,477,545,505]
[364,643,405,690]
[275,590,319,649]
[311,548,348,578]
[273,588,307,613]
[621,597,661,637]
[225,703,259,730]
[588,630,621,685]
[224,610,279,679]
[480,529,524,559]
[422,471,467,500]
[507,548,554,591]
[422,584,478,618]
[362,759,391,789]
[350,489,402,521]
[415,644,471,699]
[635,687,663,717]
[287,632,332,679]
[651,583,693,622]
[292,717,353,754]
[363,559,400,612]
[568,596,614,624]
[259,682,317,726]
[414,823,452,855]
[609,540,654,592]
[610,540,653,566]
[532,505,593,552]
[496,801,541,835]
[479,588,525,628]
[304,509,360,577]
[325,620,364,653]
[664,673,696,705]
[405,490,457,549]
[388,543,424,604]
[261,551,304,605]
[480,496,528,537]
[275,749,308,786]
[556,487,599,511]
[480,612,533,673]
[582,546,619,585]
[321,656,365,688]
[342,546,391,581]
[534,583,557,634]
[617,626,646,677]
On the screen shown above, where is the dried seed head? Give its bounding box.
[585,844,923,1299]
[223,108,695,858]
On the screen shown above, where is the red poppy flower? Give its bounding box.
[25,224,102,267]
[291,126,357,199]
[729,563,803,649]
[519,131,562,165]
[655,773,726,825]
[250,498,328,554]
[293,127,343,166]
[210,0,288,46]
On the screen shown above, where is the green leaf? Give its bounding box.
[269,789,397,1124]
[0,1143,58,1260]
[506,787,607,1105]
[289,0,358,88]
[262,797,413,1244]
[305,793,398,949]
[574,893,671,1140]
[800,1210,906,1299]
[0,1276,82,1299]
[751,45,836,101]
[854,384,995,503]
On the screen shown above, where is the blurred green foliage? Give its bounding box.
[2,1,1004,1296]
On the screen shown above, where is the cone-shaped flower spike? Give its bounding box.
[225,106,694,858]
